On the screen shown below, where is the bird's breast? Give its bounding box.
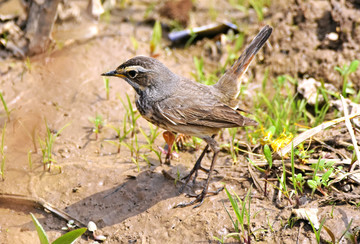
[135,96,164,128]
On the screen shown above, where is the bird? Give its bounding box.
[102,25,273,208]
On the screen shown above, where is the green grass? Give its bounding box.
[0,122,6,180]
[30,213,86,244]
[215,187,253,243]
[118,94,162,169]
[253,75,309,139]
[307,158,335,197]
[103,77,110,100]
[0,91,11,121]
[89,114,104,140]
[106,122,131,153]
[39,120,70,172]
[228,0,271,21]
[150,20,162,56]
[119,93,140,138]
[334,59,359,99]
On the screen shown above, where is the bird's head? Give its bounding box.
[101,56,175,95]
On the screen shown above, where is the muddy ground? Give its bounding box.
[1,0,360,243]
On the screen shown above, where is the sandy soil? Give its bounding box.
[1,0,360,243]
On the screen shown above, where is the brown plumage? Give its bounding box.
[102,25,273,208]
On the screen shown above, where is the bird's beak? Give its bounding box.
[101,69,125,78]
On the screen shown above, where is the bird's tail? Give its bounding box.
[213,25,273,108]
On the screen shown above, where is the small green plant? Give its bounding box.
[121,132,144,171]
[220,128,241,164]
[217,187,252,243]
[119,94,141,138]
[0,122,6,180]
[181,136,202,150]
[150,20,162,57]
[0,91,11,121]
[103,77,110,100]
[130,36,139,53]
[106,123,131,153]
[263,144,272,196]
[253,75,309,140]
[228,0,270,21]
[39,121,70,172]
[277,160,292,204]
[307,214,326,244]
[184,29,198,48]
[139,123,162,162]
[289,145,306,195]
[30,213,86,244]
[249,0,270,21]
[335,60,359,98]
[89,114,104,140]
[307,158,334,196]
[191,56,218,85]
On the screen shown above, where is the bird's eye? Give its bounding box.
[128,70,138,78]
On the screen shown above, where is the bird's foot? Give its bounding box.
[179,166,219,193]
[174,186,224,209]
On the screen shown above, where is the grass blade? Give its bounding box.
[30,213,50,244]
[52,227,87,244]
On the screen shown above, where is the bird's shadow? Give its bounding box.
[62,158,226,229]
[63,156,224,228]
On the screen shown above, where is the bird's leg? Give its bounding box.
[179,144,209,193]
[180,134,220,192]
[162,131,176,165]
[175,136,224,208]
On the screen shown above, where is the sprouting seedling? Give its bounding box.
[30,213,87,244]
[106,123,131,153]
[121,132,142,171]
[119,94,140,138]
[139,124,162,163]
[307,158,334,196]
[192,56,205,83]
[335,59,359,98]
[184,28,197,48]
[130,36,139,53]
[149,20,162,57]
[307,214,326,244]
[0,91,11,121]
[263,144,272,196]
[103,77,110,100]
[89,114,104,140]
[220,128,241,164]
[290,143,304,195]
[219,187,253,243]
[39,120,70,172]
[249,0,268,21]
[0,122,6,181]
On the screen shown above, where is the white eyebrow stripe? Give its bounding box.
[125,66,150,73]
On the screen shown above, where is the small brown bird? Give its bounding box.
[102,25,272,208]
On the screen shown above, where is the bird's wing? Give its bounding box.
[156,98,257,129]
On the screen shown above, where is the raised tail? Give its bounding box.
[214,25,273,108]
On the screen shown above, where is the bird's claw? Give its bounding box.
[179,166,219,193]
[174,186,224,209]
[174,191,206,209]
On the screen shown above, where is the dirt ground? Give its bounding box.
[1,0,360,243]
